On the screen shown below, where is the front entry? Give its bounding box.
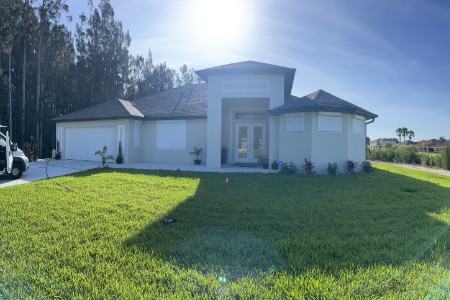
[235,124,265,163]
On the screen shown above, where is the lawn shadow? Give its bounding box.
[123,168,450,279]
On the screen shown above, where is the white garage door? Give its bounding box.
[65,127,115,161]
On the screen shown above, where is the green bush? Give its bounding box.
[418,152,442,168]
[442,141,450,170]
[279,162,298,175]
[396,146,419,164]
[326,162,339,175]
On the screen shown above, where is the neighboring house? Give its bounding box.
[52,61,377,170]
[369,138,399,149]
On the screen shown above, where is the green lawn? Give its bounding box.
[1,165,450,299]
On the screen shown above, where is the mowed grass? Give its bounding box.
[0,165,450,299]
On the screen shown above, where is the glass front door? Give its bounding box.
[236,124,265,162]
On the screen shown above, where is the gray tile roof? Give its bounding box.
[269,89,378,119]
[196,61,296,95]
[132,84,207,119]
[52,84,208,122]
[52,98,144,122]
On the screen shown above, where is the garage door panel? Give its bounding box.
[66,127,115,161]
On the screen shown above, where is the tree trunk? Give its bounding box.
[36,29,41,158]
[22,42,26,146]
[8,48,12,139]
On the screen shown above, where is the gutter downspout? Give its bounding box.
[365,118,375,125]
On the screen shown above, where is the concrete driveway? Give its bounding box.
[0,159,101,188]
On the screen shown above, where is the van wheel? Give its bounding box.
[9,163,23,180]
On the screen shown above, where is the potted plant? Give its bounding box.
[55,139,61,160]
[190,147,202,165]
[116,141,124,164]
[221,146,228,164]
[257,156,269,169]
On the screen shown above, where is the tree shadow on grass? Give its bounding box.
[122,169,450,279]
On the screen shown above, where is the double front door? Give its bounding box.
[235,123,265,163]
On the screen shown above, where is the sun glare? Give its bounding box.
[190,0,251,49]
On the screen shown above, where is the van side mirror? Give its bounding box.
[11,143,18,151]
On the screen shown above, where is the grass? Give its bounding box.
[0,164,450,299]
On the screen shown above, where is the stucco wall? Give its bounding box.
[140,119,207,164]
[277,112,367,172]
[206,74,285,167]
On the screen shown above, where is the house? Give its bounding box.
[52,61,377,170]
[369,138,399,149]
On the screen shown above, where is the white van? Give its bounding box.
[0,130,29,179]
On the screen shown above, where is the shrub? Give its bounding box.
[257,156,269,169]
[326,162,339,175]
[442,141,450,170]
[221,147,228,164]
[345,159,358,174]
[396,146,419,164]
[361,160,373,173]
[302,158,315,175]
[279,162,298,175]
[271,160,279,170]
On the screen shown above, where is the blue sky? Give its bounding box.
[65,0,450,141]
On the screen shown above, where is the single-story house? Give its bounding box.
[52,61,377,170]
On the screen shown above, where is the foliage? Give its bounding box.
[0,1,201,158]
[360,160,373,173]
[257,156,269,169]
[55,139,61,159]
[94,145,115,167]
[116,141,123,164]
[396,145,419,164]
[189,147,202,160]
[221,146,228,164]
[326,162,339,175]
[345,159,358,174]
[22,135,39,161]
[271,160,279,170]
[279,161,298,175]
[301,158,315,175]
[442,141,450,170]
[1,166,450,298]
[417,152,441,168]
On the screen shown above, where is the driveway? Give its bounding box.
[0,159,101,188]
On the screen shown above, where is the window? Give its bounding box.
[318,112,342,132]
[352,117,364,134]
[156,120,186,150]
[134,121,142,147]
[286,115,304,132]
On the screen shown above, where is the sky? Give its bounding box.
[64,0,450,141]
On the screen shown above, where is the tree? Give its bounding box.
[407,130,415,141]
[439,136,446,145]
[396,128,402,143]
[75,0,130,107]
[401,127,408,144]
[176,64,202,86]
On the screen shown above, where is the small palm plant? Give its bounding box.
[95,146,115,168]
[190,147,202,165]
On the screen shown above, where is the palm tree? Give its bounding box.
[396,128,402,143]
[401,127,408,144]
[407,130,415,141]
[439,136,446,145]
